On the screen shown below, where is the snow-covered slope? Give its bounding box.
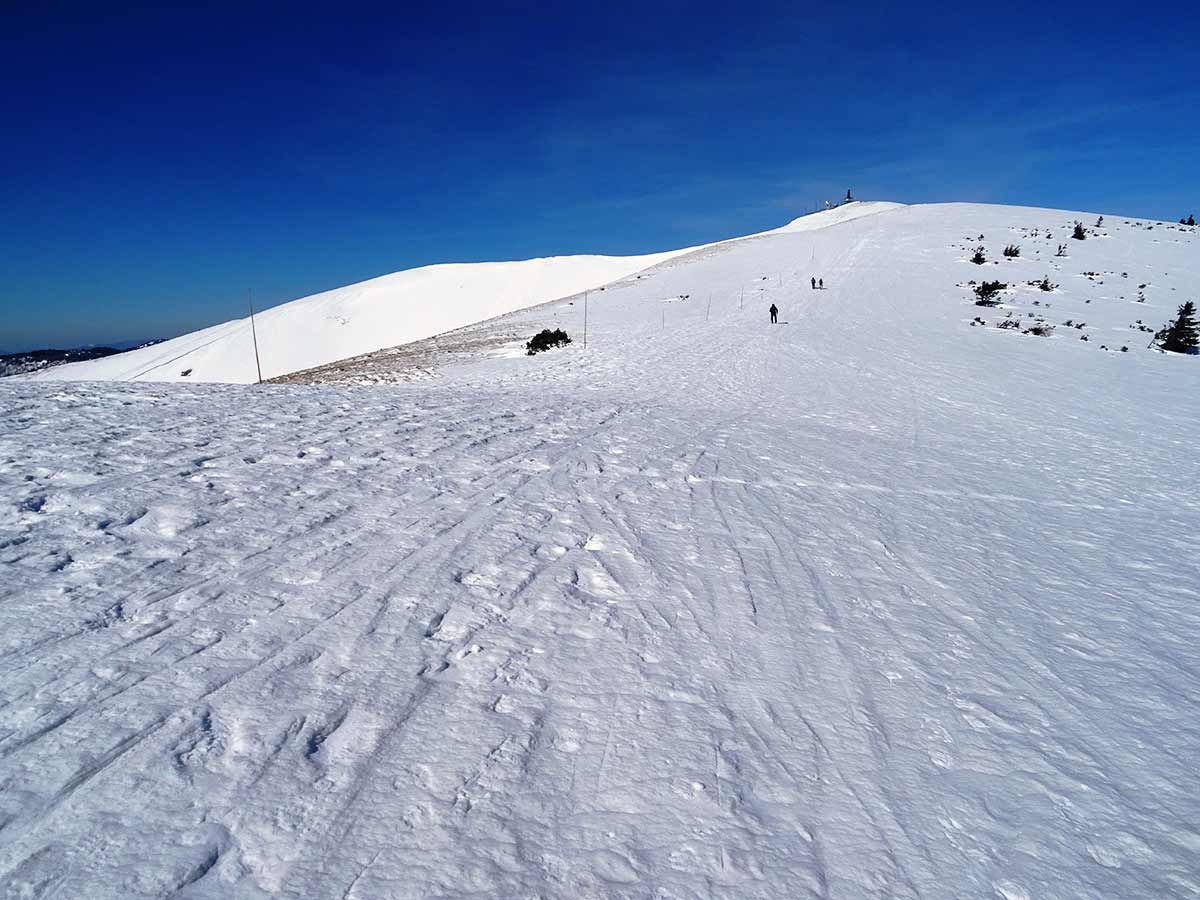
[20,253,690,384]
[20,202,903,385]
[2,201,1199,899]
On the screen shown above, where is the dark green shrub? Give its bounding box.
[974,280,1006,305]
[526,328,573,355]
[1161,301,1199,353]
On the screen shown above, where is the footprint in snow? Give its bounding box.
[592,850,640,884]
[550,727,582,753]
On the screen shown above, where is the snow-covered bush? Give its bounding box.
[1003,244,1021,258]
[971,247,987,265]
[1072,222,1087,240]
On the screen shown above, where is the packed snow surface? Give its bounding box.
[2,202,1199,899]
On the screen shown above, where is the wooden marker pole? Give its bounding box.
[248,289,263,385]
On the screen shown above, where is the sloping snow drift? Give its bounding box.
[2,201,1199,899]
[21,202,901,385]
[21,253,689,384]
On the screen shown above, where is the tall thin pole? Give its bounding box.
[583,290,588,350]
[706,295,712,321]
[248,289,263,385]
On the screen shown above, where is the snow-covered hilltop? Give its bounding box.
[2,199,1198,899]
[19,201,901,384]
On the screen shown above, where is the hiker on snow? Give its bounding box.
[819,278,824,289]
[811,277,816,290]
[769,303,778,324]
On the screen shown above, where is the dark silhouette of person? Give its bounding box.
[819,278,824,289]
[769,303,778,324]
[811,277,816,290]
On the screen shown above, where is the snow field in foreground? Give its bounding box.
[2,202,1199,898]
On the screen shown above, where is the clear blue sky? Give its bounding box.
[2,1,1196,351]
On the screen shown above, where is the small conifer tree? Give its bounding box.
[1161,301,1199,353]
[971,246,987,265]
[1072,221,1087,240]
[974,280,1006,305]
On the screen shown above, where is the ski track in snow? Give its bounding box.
[1,204,1199,898]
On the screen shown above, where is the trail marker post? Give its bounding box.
[248,289,263,385]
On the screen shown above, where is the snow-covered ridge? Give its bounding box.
[21,202,903,385]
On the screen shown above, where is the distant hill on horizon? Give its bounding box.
[0,340,163,378]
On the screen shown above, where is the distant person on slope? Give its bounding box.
[769,303,778,324]
[811,277,816,290]
[819,278,824,289]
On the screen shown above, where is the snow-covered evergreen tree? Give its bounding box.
[1161,301,1199,354]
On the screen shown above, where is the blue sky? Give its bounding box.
[2,1,1196,351]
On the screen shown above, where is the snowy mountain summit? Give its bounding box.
[2,200,1199,899]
